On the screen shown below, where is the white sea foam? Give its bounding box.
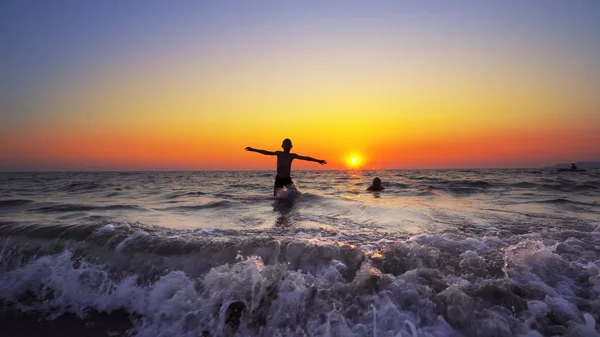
[1,230,600,336]
[115,230,150,252]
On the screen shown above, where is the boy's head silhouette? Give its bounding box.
[282,139,293,151]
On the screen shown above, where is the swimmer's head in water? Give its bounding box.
[367,177,384,192]
[372,177,382,187]
[282,138,293,150]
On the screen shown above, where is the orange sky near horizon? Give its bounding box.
[2,119,598,170]
[2,2,600,171]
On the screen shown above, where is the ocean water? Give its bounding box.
[1,169,599,337]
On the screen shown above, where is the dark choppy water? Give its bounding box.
[1,169,599,336]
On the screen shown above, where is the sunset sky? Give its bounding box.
[1,1,599,171]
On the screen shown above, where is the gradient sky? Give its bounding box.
[1,0,599,171]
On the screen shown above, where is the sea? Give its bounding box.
[1,169,599,337]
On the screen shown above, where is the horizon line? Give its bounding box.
[0,166,570,174]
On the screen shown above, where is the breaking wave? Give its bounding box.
[1,221,599,336]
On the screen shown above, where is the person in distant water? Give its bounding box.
[571,163,578,170]
[367,177,385,192]
[246,139,327,196]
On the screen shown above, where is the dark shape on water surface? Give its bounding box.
[549,160,599,170]
[367,177,385,192]
[555,162,587,172]
[274,201,296,228]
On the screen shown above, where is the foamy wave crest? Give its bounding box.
[2,226,600,336]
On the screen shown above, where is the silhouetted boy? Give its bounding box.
[246,138,327,196]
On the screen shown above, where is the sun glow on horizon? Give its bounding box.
[346,154,363,169]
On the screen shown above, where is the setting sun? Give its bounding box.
[346,154,363,169]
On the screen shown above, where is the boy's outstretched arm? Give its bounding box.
[245,147,277,156]
[294,154,327,165]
